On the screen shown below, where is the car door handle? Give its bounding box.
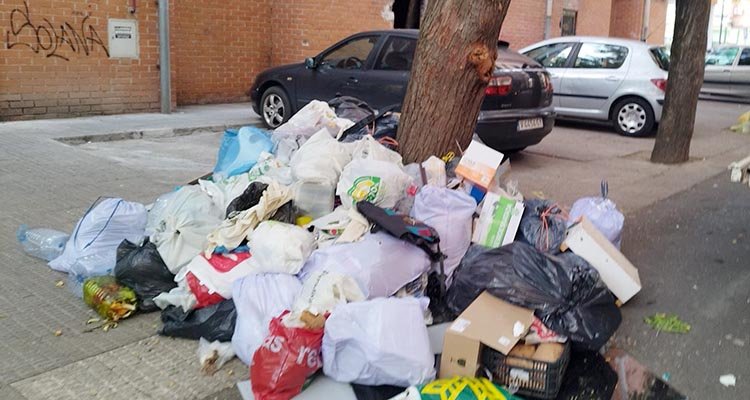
[605,76,619,81]
[348,77,359,84]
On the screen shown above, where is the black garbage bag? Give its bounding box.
[372,112,399,146]
[226,181,268,218]
[270,201,296,224]
[425,272,456,325]
[114,239,176,312]
[329,96,375,125]
[446,242,621,350]
[160,299,237,342]
[517,199,567,253]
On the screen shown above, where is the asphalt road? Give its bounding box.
[614,172,749,399]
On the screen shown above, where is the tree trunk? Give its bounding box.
[650,0,711,164]
[397,0,511,164]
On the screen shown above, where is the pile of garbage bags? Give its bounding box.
[19,97,633,400]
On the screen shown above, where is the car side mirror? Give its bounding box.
[305,57,317,69]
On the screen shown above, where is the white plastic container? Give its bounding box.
[294,181,334,218]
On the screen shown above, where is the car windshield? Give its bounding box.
[650,46,670,71]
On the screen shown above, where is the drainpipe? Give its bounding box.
[641,0,651,41]
[158,0,171,114]
[544,0,554,39]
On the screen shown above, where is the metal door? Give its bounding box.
[522,42,578,108]
[296,35,381,109]
[349,35,416,111]
[731,47,750,100]
[558,42,630,120]
[703,47,739,97]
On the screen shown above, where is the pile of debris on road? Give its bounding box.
[20,97,654,400]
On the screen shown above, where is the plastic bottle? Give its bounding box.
[17,225,69,261]
[294,182,334,219]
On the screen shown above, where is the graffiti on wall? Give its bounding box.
[5,0,109,61]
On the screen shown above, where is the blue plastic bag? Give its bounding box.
[213,127,273,180]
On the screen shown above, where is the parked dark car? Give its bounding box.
[250,29,555,152]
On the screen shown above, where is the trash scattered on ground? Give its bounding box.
[23,96,663,399]
[644,313,691,334]
[17,225,68,261]
[53,329,63,336]
[55,280,65,288]
[720,374,737,387]
[83,276,137,321]
[198,337,235,376]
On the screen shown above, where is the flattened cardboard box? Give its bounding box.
[563,217,641,303]
[440,292,535,379]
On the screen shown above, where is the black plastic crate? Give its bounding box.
[481,342,571,399]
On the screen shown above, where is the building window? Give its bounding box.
[561,9,577,36]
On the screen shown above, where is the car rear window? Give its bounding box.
[650,46,670,71]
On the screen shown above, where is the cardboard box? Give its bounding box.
[563,217,642,303]
[439,292,535,379]
[472,192,524,248]
[455,141,504,189]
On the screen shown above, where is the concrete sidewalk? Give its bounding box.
[0,102,259,140]
[0,104,258,400]
[0,100,749,400]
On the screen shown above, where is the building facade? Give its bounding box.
[1,0,666,121]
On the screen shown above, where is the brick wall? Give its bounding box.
[610,0,667,44]
[171,0,271,105]
[269,0,392,66]
[500,0,549,49]
[576,0,613,36]
[1,0,161,121]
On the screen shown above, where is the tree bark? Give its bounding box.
[397,0,511,164]
[650,0,711,164]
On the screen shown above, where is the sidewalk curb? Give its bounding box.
[56,123,260,145]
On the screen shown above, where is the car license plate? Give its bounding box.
[518,118,543,131]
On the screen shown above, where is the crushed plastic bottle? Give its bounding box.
[17,225,69,261]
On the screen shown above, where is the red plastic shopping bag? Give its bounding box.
[185,271,225,309]
[250,311,324,400]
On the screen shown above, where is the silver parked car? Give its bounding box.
[519,37,669,137]
[702,46,750,101]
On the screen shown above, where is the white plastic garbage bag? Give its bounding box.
[231,273,302,365]
[411,186,476,287]
[247,152,293,185]
[307,207,370,248]
[153,284,197,311]
[568,196,624,248]
[272,100,353,163]
[290,129,353,187]
[199,174,251,213]
[337,159,411,209]
[150,186,224,274]
[300,232,430,299]
[248,221,315,275]
[322,297,436,386]
[145,191,177,237]
[205,180,293,255]
[49,198,147,273]
[292,269,365,318]
[349,135,403,165]
[197,338,235,375]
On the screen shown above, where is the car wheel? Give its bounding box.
[260,86,291,129]
[612,98,655,137]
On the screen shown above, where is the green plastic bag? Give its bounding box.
[390,377,523,400]
[83,276,137,321]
